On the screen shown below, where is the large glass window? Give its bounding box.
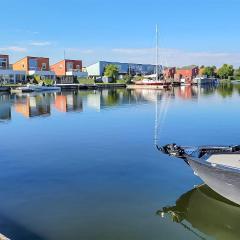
[29,59,38,70]
[66,62,73,71]
[41,63,47,70]
[0,57,8,69]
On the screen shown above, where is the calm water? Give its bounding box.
[1,84,240,240]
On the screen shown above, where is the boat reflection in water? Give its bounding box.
[157,184,240,240]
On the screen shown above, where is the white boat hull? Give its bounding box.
[16,85,61,92]
[188,157,240,205]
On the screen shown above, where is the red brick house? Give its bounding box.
[175,66,199,84]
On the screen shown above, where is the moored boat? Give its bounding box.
[14,84,61,93]
[135,78,170,87]
[135,25,170,88]
[158,143,240,205]
[0,86,10,92]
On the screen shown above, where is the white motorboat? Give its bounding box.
[15,84,61,93]
[158,143,240,205]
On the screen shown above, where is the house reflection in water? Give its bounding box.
[54,92,82,112]
[86,92,101,111]
[15,95,50,118]
[176,86,198,100]
[0,93,11,121]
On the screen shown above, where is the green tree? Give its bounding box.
[202,66,216,77]
[234,67,240,80]
[217,64,234,79]
[104,64,119,82]
[123,74,132,83]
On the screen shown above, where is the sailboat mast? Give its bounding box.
[154,24,159,146]
[156,24,159,82]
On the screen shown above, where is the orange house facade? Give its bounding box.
[51,59,82,76]
[13,56,55,80]
[13,56,50,71]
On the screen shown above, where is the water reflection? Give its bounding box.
[157,185,240,240]
[1,83,240,122]
[0,93,11,121]
[175,86,198,100]
[55,92,82,112]
[15,95,51,118]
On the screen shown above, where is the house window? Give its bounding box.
[29,59,38,70]
[76,65,80,70]
[66,62,73,71]
[42,63,47,70]
[0,58,7,69]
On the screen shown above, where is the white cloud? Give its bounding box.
[109,48,240,67]
[0,46,27,52]
[30,41,51,46]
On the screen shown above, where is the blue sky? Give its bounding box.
[1,0,240,67]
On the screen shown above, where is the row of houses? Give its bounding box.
[0,54,199,84]
[0,54,87,84]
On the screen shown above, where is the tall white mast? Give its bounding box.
[155,24,159,147]
[156,24,159,82]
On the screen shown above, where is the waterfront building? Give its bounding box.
[175,65,199,84]
[0,55,9,69]
[51,59,87,78]
[0,54,26,83]
[13,56,55,80]
[51,59,88,84]
[86,61,157,77]
[164,67,176,79]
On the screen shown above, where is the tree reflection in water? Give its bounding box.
[217,82,234,98]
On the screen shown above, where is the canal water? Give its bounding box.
[0,84,240,240]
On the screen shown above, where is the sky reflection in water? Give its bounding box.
[0,84,240,240]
